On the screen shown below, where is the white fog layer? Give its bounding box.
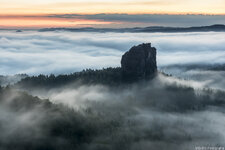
[0,31,225,75]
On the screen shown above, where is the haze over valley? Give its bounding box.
[1,0,225,149]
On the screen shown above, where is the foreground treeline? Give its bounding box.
[1,66,225,150]
[0,87,130,150]
[1,72,225,150]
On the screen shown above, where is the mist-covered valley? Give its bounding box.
[0,30,225,150]
[1,31,225,75]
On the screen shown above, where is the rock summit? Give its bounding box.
[121,43,157,81]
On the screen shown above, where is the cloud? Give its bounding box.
[16,73,225,149]
[161,65,225,90]
[1,71,225,149]
[2,14,225,28]
[48,14,225,27]
[0,74,28,86]
[0,31,225,76]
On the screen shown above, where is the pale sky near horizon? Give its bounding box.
[1,0,225,28]
[1,0,225,15]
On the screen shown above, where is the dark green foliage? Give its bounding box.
[0,88,128,150]
[2,70,225,150]
[1,80,225,149]
[15,67,122,90]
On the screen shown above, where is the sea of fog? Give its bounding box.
[1,30,225,89]
[1,31,225,149]
[0,30,225,75]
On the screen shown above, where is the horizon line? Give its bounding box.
[1,24,225,30]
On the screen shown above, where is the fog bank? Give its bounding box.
[0,31,225,75]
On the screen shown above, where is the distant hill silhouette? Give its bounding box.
[39,24,225,33]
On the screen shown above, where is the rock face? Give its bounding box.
[121,43,157,81]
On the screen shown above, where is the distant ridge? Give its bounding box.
[39,24,225,33]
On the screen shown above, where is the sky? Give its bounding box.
[1,0,225,28]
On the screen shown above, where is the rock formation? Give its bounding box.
[121,43,157,81]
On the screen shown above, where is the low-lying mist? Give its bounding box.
[1,73,224,150]
[1,30,225,150]
[1,31,225,75]
[161,64,225,90]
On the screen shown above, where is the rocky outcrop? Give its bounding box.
[121,43,157,81]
